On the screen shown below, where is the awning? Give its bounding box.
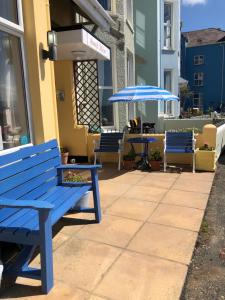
[72,0,114,32]
[56,28,110,61]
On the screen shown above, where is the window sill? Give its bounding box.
[162,48,176,53]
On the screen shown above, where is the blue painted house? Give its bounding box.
[181,28,225,112]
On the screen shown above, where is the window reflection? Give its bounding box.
[0,31,30,150]
[0,0,18,24]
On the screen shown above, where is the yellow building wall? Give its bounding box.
[54,61,88,156]
[22,0,59,144]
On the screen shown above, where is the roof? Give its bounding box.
[183,28,225,47]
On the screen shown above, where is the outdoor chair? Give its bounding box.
[94,132,124,170]
[129,118,156,134]
[164,131,196,173]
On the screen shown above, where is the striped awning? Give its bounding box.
[108,86,179,103]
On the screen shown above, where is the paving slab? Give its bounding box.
[95,250,188,300]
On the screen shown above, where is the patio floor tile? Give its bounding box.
[0,279,90,299]
[54,238,121,292]
[136,174,177,189]
[179,172,215,182]
[128,223,197,264]
[172,177,213,194]
[106,197,158,221]
[122,185,168,202]
[149,203,204,231]
[76,215,142,247]
[95,250,187,300]
[105,173,145,185]
[162,189,209,209]
[99,182,131,197]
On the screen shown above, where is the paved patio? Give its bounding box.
[1,166,214,300]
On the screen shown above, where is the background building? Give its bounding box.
[134,0,181,130]
[181,28,225,112]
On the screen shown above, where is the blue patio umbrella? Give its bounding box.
[108,85,179,132]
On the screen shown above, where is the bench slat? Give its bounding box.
[0,140,58,167]
[0,157,60,195]
[3,169,57,199]
[0,148,60,181]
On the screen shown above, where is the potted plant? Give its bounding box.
[149,149,162,171]
[123,148,136,170]
[196,143,216,172]
[60,147,69,164]
[64,171,90,209]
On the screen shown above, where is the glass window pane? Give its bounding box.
[99,89,114,126]
[98,60,112,86]
[97,0,111,10]
[0,0,18,24]
[0,30,30,150]
[164,3,171,24]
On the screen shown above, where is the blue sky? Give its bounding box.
[181,0,225,32]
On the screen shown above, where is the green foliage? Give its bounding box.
[199,144,214,151]
[123,148,136,161]
[150,149,162,161]
[64,171,88,182]
[60,147,69,153]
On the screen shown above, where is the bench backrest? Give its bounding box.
[99,133,124,152]
[165,131,194,151]
[0,139,60,201]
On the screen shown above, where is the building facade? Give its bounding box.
[134,0,181,129]
[181,28,225,112]
[0,0,114,158]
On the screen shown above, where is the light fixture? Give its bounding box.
[42,30,57,61]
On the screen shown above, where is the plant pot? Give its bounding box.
[123,160,136,170]
[149,160,161,171]
[61,152,69,164]
[71,191,90,211]
[196,149,216,172]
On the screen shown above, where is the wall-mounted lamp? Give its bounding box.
[42,30,57,61]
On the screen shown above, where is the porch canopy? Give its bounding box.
[56,26,111,61]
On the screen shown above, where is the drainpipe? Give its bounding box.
[221,43,225,111]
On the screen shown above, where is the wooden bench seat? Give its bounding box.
[0,140,101,293]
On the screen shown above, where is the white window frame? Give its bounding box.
[163,69,173,116]
[0,0,33,152]
[194,72,204,86]
[194,55,204,65]
[193,92,203,109]
[99,48,116,129]
[163,2,173,50]
[126,0,133,27]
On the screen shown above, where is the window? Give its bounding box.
[164,70,173,115]
[0,0,18,24]
[194,55,204,65]
[127,0,133,25]
[164,3,172,49]
[0,1,31,151]
[97,0,111,11]
[193,92,203,109]
[127,50,135,119]
[98,60,114,126]
[194,72,204,86]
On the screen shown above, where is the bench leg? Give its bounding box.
[193,152,196,173]
[91,169,101,223]
[39,210,53,294]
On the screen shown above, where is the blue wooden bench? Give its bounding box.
[0,139,101,293]
[94,132,124,170]
[164,131,196,173]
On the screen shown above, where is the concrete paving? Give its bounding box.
[1,166,214,300]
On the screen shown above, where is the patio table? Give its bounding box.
[127,137,157,170]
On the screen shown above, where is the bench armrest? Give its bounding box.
[57,164,102,170]
[0,198,54,211]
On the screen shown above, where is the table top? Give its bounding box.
[127,137,157,144]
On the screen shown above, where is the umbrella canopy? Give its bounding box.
[108,85,179,103]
